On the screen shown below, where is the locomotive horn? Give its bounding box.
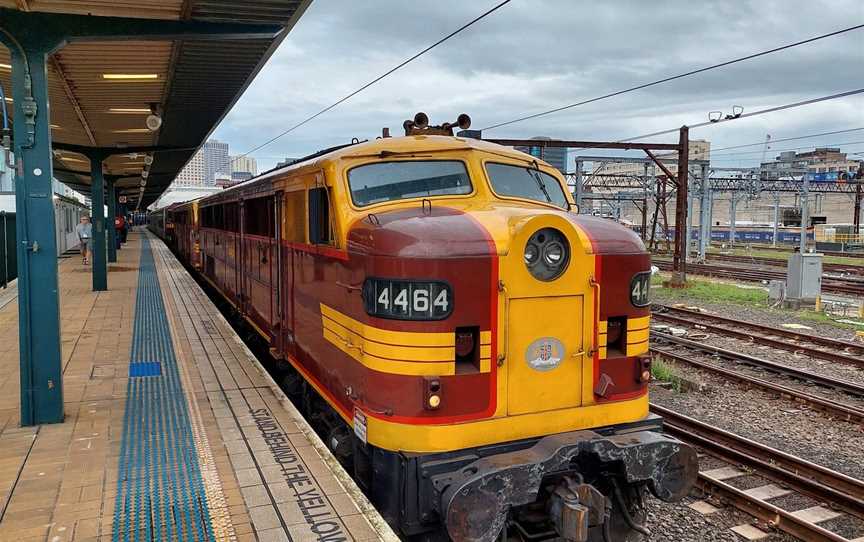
[414,112,429,129]
[456,113,471,130]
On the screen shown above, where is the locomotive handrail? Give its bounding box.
[497,279,508,367]
[588,275,600,358]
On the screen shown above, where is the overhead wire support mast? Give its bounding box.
[231,0,513,164]
[481,23,864,131]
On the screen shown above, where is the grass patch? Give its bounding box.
[652,275,768,307]
[651,357,682,393]
[793,309,864,331]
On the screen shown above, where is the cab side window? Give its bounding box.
[308,187,332,245]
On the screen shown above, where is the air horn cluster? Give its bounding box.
[403,112,471,136]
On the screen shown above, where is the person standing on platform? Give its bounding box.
[76,215,92,265]
[114,214,126,248]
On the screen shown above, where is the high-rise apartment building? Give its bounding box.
[174,150,206,187]
[203,140,230,186]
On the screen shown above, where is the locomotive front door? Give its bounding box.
[506,295,584,415]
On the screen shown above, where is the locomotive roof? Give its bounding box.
[187,135,554,206]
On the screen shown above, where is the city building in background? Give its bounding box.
[598,140,711,177]
[760,147,861,180]
[514,136,568,174]
[230,155,258,180]
[276,157,302,168]
[203,140,230,186]
[174,150,206,187]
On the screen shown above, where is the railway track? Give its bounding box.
[652,404,864,542]
[652,259,864,297]
[709,243,864,260]
[651,304,864,368]
[650,332,864,423]
[704,253,864,276]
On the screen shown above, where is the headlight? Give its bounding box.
[525,228,569,281]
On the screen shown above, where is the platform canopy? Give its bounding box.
[0,0,311,208]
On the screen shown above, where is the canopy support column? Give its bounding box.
[107,178,117,263]
[89,152,107,290]
[3,31,64,425]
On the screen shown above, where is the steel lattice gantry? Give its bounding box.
[0,0,312,425]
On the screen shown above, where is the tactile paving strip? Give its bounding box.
[113,238,216,542]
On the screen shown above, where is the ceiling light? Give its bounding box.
[50,124,61,129]
[0,63,10,70]
[108,108,151,114]
[4,97,11,103]
[113,128,152,134]
[102,73,158,80]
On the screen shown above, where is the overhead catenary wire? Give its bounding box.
[563,89,864,158]
[481,23,864,131]
[710,127,864,152]
[231,0,513,165]
[618,88,864,143]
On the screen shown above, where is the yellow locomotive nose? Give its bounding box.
[498,214,596,416]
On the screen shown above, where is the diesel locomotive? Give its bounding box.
[152,114,697,541]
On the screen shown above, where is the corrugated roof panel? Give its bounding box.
[0,0,183,20]
[1,0,311,206]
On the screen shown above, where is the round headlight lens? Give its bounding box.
[525,228,569,281]
[524,243,540,266]
[543,242,564,266]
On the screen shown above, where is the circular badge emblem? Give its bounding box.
[525,337,565,371]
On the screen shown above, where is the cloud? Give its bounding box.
[213,0,864,171]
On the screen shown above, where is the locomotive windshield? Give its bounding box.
[485,162,568,209]
[348,160,472,206]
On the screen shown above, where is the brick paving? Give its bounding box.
[0,231,395,542]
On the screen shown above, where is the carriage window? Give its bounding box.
[224,202,239,232]
[485,163,568,209]
[244,196,274,237]
[308,187,332,245]
[347,161,471,207]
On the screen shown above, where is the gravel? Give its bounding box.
[651,293,862,342]
[651,370,864,481]
[645,495,796,541]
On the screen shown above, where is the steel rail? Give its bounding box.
[651,331,864,398]
[651,306,864,368]
[652,259,864,296]
[650,346,864,424]
[708,243,864,259]
[703,253,864,275]
[651,404,864,541]
[651,404,864,516]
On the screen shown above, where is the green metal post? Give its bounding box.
[90,153,107,290]
[107,179,117,262]
[7,39,64,424]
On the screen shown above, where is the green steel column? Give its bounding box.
[107,179,117,263]
[8,42,64,424]
[90,154,107,291]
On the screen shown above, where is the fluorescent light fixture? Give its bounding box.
[113,128,152,133]
[108,108,151,114]
[102,73,158,80]
[3,97,11,103]
[50,124,61,129]
[0,63,10,70]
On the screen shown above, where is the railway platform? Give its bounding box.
[0,230,395,542]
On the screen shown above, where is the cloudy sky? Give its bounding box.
[212,0,864,172]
